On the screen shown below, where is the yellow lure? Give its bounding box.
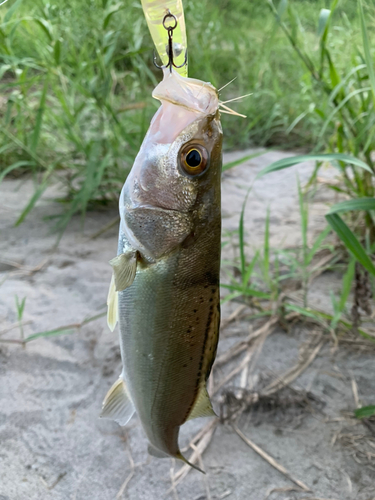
[140,0,188,77]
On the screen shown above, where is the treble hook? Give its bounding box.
[153,11,187,73]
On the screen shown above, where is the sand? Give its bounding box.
[0,149,374,500]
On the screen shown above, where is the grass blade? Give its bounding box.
[355,405,375,419]
[0,161,34,183]
[318,9,331,38]
[257,154,372,178]
[221,283,270,299]
[24,312,106,343]
[3,0,23,23]
[284,303,326,324]
[359,0,375,105]
[222,151,266,172]
[326,213,375,276]
[328,198,375,214]
[31,75,49,154]
[239,189,251,277]
[15,182,48,226]
[306,225,331,264]
[243,251,259,289]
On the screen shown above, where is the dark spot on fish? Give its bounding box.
[210,305,213,311]
[209,298,213,302]
[204,285,208,289]
[183,364,187,368]
[197,371,202,377]
[190,357,193,361]
[193,309,197,313]
[211,289,215,294]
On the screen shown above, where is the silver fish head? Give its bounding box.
[120,69,222,260]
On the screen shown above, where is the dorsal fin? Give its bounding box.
[100,376,135,426]
[187,384,216,421]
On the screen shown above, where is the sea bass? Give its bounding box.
[102,68,222,469]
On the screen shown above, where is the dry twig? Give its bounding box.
[169,461,180,500]
[263,334,324,396]
[232,425,310,492]
[215,315,279,368]
[190,443,212,500]
[351,377,360,409]
[116,435,135,499]
[263,486,305,500]
[0,320,32,337]
[0,257,49,276]
[220,304,248,330]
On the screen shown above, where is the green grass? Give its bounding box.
[0,0,372,229]
[221,176,374,343]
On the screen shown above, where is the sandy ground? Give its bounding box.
[0,150,374,500]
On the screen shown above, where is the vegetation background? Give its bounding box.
[0,0,370,223]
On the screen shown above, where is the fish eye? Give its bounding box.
[180,144,209,176]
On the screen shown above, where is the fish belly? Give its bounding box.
[118,233,220,456]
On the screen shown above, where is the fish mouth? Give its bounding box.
[152,69,219,117]
[147,69,219,145]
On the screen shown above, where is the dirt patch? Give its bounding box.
[0,150,374,499]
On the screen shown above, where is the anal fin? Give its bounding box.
[100,376,135,426]
[187,384,217,421]
[109,251,137,292]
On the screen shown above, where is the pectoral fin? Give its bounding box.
[109,251,137,292]
[100,376,135,426]
[107,275,118,332]
[187,384,216,421]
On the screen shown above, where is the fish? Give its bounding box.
[101,67,222,471]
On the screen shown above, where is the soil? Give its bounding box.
[0,150,374,500]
